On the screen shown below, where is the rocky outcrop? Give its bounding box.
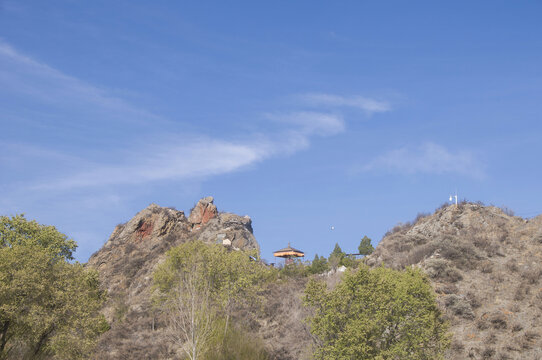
[87,197,259,359]
[366,203,542,360]
[188,196,217,229]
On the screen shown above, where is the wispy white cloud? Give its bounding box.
[32,138,268,190]
[266,111,345,136]
[1,41,391,192]
[0,40,164,125]
[361,142,485,179]
[29,110,350,191]
[301,93,391,114]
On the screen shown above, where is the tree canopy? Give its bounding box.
[308,254,329,274]
[0,215,108,359]
[0,214,77,260]
[358,235,374,256]
[328,243,346,269]
[304,265,449,359]
[153,240,272,359]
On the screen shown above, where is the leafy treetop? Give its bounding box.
[0,214,77,260]
[0,215,107,360]
[358,236,374,256]
[304,265,449,359]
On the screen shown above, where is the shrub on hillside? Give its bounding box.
[279,260,309,278]
[443,294,474,319]
[308,254,329,275]
[425,258,463,283]
[304,265,449,359]
[153,240,272,359]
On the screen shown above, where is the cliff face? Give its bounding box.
[366,203,542,360]
[87,197,259,359]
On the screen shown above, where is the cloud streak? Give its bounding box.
[0,40,391,192]
[32,138,268,190]
[301,93,391,114]
[0,40,164,126]
[361,143,485,179]
[266,111,345,136]
[31,114,342,191]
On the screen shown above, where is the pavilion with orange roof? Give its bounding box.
[273,243,304,265]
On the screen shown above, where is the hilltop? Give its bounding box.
[366,202,542,359]
[87,197,260,358]
[87,199,542,359]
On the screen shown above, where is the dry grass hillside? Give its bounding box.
[366,202,542,360]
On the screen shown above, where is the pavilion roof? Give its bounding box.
[273,243,304,258]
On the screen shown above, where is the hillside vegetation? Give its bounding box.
[3,199,541,359]
[366,202,542,359]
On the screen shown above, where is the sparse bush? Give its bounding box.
[436,202,450,211]
[438,240,479,270]
[384,221,415,237]
[450,339,464,353]
[425,258,463,283]
[205,321,270,360]
[414,212,430,223]
[443,294,474,319]
[113,297,129,323]
[465,291,481,309]
[523,331,540,342]
[514,282,530,301]
[488,312,507,329]
[534,291,542,310]
[476,318,489,330]
[522,267,541,284]
[500,206,515,217]
[480,260,494,273]
[482,347,496,359]
[521,331,540,350]
[505,260,519,272]
[437,283,458,294]
[402,243,437,266]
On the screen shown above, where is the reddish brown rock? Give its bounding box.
[135,219,154,240]
[188,196,217,228]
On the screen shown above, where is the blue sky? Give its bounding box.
[1,1,542,262]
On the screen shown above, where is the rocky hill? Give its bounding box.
[87,196,259,359]
[366,202,542,360]
[88,199,542,359]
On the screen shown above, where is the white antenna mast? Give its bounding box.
[449,191,458,206]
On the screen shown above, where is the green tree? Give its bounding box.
[304,265,449,360]
[0,214,76,260]
[153,241,272,359]
[328,243,345,269]
[0,215,108,360]
[308,254,329,275]
[358,235,374,256]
